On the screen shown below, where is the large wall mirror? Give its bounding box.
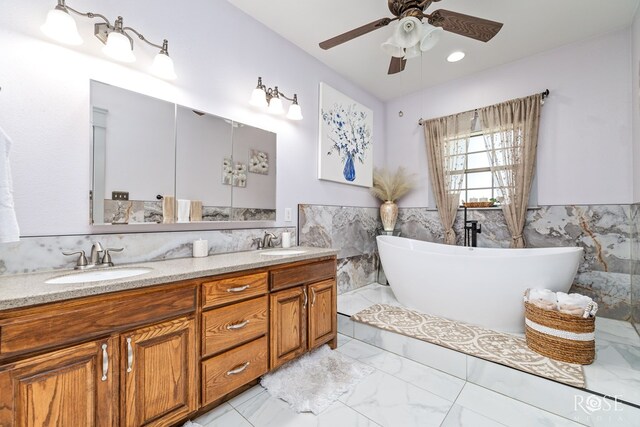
[90,81,276,226]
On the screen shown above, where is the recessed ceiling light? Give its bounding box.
[447,51,466,62]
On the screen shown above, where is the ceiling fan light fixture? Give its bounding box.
[381,37,405,58]
[404,44,421,60]
[393,16,423,48]
[447,51,466,62]
[419,25,443,52]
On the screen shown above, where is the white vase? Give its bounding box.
[380,201,398,231]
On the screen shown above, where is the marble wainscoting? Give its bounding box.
[631,204,640,334]
[299,204,381,295]
[0,228,295,276]
[299,203,635,320]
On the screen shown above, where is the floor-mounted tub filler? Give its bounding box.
[376,235,583,333]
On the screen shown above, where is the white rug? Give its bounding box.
[260,344,374,414]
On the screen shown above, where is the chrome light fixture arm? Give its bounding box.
[56,0,111,27]
[123,25,168,53]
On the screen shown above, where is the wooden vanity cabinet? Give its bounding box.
[269,259,337,369]
[0,254,337,426]
[121,316,197,427]
[0,337,119,426]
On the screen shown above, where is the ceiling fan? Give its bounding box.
[319,0,503,75]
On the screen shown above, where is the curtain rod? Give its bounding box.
[417,89,550,126]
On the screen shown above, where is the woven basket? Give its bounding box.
[524,301,595,365]
[462,202,494,208]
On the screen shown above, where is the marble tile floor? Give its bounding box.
[191,334,610,427]
[338,284,640,422]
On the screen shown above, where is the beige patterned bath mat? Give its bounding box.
[352,304,585,388]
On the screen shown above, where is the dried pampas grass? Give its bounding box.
[370,167,414,202]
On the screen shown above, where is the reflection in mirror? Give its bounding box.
[231,123,276,221]
[91,81,176,225]
[90,81,278,226]
[176,107,232,222]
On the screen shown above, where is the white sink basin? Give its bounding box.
[260,249,307,256]
[46,267,152,284]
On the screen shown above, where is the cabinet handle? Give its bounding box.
[303,288,308,308]
[101,343,108,381]
[126,338,133,373]
[227,285,250,293]
[227,320,249,330]
[226,362,250,376]
[311,289,317,307]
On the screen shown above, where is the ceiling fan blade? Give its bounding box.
[319,17,396,50]
[428,9,503,42]
[388,57,407,75]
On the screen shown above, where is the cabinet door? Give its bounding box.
[0,337,118,427]
[121,316,197,427]
[308,279,337,350]
[269,286,307,369]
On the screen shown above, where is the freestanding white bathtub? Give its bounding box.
[377,235,583,333]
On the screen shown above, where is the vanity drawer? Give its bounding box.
[0,284,196,359]
[270,258,336,291]
[202,272,268,308]
[202,296,268,357]
[201,336,268,406]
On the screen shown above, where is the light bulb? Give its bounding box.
[286,103,303,121]
[151,51,176,80]
[103,31,135,63]
[420,24,443,52]
[268,97,284,115]
[41,7,83,46]
[249,87,268,108]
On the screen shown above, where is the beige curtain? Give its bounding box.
[423,112,473,245]
[479,93,542,248]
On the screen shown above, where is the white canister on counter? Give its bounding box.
[281,232,291,248]
[193,239,208,257]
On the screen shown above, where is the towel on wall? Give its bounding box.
[162,195,175,224]
[0,126,20,243]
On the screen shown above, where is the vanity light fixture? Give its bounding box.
[249,77,303,121]
[40,0,176,80]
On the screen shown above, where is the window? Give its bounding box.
[450,132,502,206]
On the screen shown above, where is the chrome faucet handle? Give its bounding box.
[62,250,88,269]
[101,248,124,266]
[252,238,264,250]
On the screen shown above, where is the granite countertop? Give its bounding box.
[0,247,338,311]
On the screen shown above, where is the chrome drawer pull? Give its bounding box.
[227,285,250,293]
[101,343,108,381]
[227,320,249,330]
[126,338,133,373]
[303,288,308,308]
[226,362,250,376]
[311,289,317,307]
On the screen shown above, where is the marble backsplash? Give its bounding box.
[299,203,636,320]
[632,204,640,334]
[0,227,295,276]
[103,199,275,224]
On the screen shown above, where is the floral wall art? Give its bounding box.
[318,82,373,187]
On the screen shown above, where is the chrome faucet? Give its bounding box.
[63,242,124,270]
[262,232,277,249]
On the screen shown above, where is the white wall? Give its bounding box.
[386,30,633,207]
[633,7,640,203]
[0,0,384,236]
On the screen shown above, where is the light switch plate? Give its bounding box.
[112,191,129,201]
[284,208,292,222]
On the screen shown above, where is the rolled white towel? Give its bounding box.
[556,292,592,309]
[526,288,558,311]
[558,304,585,317]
